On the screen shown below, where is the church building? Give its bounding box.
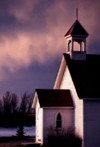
[32,11,100,147]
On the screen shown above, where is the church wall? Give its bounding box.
[83,100,100,147]
[35,97,43,144]
[43,107,74,143]
[60,67,83,138]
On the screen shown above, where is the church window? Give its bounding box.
[56,113,62,128]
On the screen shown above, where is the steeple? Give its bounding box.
[76,8,78,20]
[64,9,89,60]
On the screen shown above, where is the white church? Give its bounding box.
[32,11,100,147]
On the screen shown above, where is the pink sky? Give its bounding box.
[0,0,99,97]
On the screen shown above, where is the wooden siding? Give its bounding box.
[35,94,43,144]
[60,67,83,138]
[83,100,100,147]
[43,108,74,143]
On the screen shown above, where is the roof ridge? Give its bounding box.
[64,21,75,37]
[71,20,88,36]
[70,20,76,34]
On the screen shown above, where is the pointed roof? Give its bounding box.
[54,53,100,98]
[64,20,88,37]
[63,54,100,98]
[35,89,74,107]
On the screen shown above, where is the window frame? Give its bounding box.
[56,112,62,129]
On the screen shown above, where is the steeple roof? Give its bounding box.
[64,20,88,37]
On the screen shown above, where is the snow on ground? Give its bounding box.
[0,126,35,137]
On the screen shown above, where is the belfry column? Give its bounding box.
[72,38,74,52]
[80,42,82,51]
[84,39,86,52]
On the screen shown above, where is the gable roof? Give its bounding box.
[63,54,100,98]
[36,89,74,107]
[64,20,88,37]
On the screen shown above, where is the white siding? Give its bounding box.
[35,97,43,144]
[43,108,74,143]
[60,67,83,138]
[83,100,100,147]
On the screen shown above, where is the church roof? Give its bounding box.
[64,54,100,98]
[36,89,74,107]
[64,20,88,37]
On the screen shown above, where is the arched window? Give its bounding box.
[56,113,62,128]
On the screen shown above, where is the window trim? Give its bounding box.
[56,112,62,129]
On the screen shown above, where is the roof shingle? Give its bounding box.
[36,89,74,107]
[64,54,100,98]
[64,20,88,37]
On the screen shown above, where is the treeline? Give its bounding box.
[0,91,35,128]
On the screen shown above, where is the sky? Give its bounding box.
[0,0,100,98]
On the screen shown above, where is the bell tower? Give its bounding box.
[64,9,89,60]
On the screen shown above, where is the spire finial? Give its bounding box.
[76,8,78,20]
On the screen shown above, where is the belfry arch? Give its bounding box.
[67,38,86,52]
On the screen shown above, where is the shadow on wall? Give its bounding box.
[45,126,82,147]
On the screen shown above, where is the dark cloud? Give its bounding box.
[0,0,99,97]
[0,58,60,96]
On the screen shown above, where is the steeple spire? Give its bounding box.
[76,8,78,20]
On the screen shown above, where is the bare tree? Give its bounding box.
[20,92,29,113]
[17,92,30,138]
[3,91,18,114]
[11,93,18,113]
[20,92,33,114]
[3,91,12,113]
[0,100,2,113]
[27,94,33,114]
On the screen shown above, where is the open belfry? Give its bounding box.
[64,8,88,60]
[32,9,100,147]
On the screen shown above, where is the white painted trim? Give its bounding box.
[32,92,38,108]
[53,56,66,89]
[65,34,71,39]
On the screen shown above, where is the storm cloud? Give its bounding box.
[0,0,99,96]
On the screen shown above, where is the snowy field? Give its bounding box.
[0,126,35,137]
